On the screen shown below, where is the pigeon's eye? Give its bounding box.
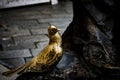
[52,28,57,32]
[49,29,57,35]
[50,30,54,33]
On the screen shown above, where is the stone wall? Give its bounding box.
[0,0,58,8]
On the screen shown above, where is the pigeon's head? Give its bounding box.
[48,25,60,36]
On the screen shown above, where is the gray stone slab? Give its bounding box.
[12,29,31,37]
[38,17,72,23]
[0,49,32,59]
[52,13,73,18]
[0,65,18,80]
[0,29,31,37]
[30,28,47,35]
[23,14,52,19]
[21,23,49,29]
[6,25,21,31]
[5,20,39,26]
[30,48,41,56]
[36,41,48,49]
[1,58,25,69]
[0,37,14,46]
[0,31,13,37]
[2,41,36,51]
[25,57,33,63]
[49,21,71,28]
[13,35,49,44]
[31,41,48,56]
[1,13,25,20]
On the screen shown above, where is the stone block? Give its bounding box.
[0,29,31,37]
[36,41,48,49]
[25,57,33,63]
[30,48,41,56]
[21,23,49,29]
[30,28,47,35]
[1,58,25,69]
[30,41,48,56]
[52,13,73,18]
[2,41,35,51]
[49,21,71,28]
[6,20,39,26]
[0,49,32,59]
[12,29,31,37]
[13,35,48,44]
[0,65,18,80]
[38,17,72,23]
[0,37,14,46]
[23,14,52,19]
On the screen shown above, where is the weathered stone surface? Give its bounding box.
[0,29,31,37]
[30,48,41,57]
[25,57,33,63]
[52,13,73,18]
[1,58,25,68]
[2,41,35,50]
[38,17,72,23]
[36,41,48,49]
[0,37,14,46]
[0,49,32,59]
[23,23,50,29]
[23,14,52,19]
[0,65,18,80]
[5,20,39,26]
[13,35,48,44]
[49,21,71,28]
[20,23,49,30]
[12,29,31,37]
[30,41,48,56]
[30,28,47,35]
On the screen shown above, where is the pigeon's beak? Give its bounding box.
[57,29,61,31]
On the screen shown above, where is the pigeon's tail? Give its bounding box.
[2,62,31,77]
